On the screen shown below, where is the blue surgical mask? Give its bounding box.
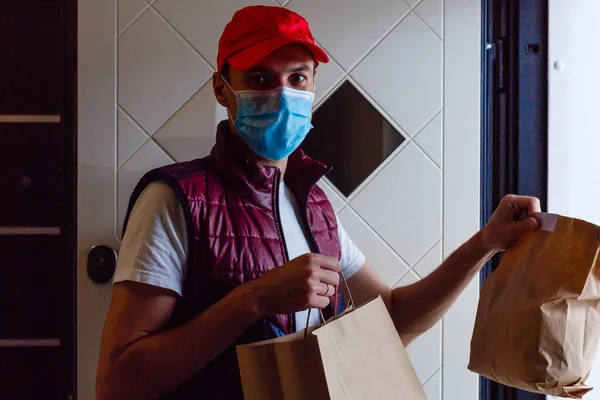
[223,77,315,161]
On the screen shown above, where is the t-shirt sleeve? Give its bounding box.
[337,214,366,279]
[113,181,188,297]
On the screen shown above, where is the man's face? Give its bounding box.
[214,43,317,121]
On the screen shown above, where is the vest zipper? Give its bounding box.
[274,170,291,262]
[301,182,339,316]
[273,170,294,333]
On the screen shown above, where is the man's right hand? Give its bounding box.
[246,253,341,317]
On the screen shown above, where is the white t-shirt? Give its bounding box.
[113,181,366,331]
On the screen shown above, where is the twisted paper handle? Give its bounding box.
[304,269,356,339]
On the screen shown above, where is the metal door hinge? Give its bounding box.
[494,39,505,90]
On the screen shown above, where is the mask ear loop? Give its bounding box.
[221,75,236,125]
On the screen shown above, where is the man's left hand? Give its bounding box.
[479,194,542,252]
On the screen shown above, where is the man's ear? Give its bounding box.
[213,72,229,108]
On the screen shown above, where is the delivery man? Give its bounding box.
[96,5,541,399]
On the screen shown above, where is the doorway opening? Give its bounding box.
[480,0,548,399]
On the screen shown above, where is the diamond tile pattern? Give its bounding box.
[154,84,227,162]
[118,0,148,33]
[288,0,410,70]
[314,55,345,106]
[415,112,443,166]
[118,108,148,166]
[154,0,274,68]
[351,142,441,266]
[302,81,405,196]
[117,140,173,238]
[338,208,409,286]
[416,0,443,38]
[414,241,442,278]
[115,2,449,397]
[395,270,420,287]
[407,322,442,383]
[352,12,443,136]
[424,370,442,400]
[118,8,212,135]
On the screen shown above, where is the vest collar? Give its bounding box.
[210,120,332,205]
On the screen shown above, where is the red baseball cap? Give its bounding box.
[217,5,329,72]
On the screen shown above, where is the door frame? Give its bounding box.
[480,0,548,399]
[66,0,78,397]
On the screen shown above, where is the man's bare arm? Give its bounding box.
[95,281,260,400]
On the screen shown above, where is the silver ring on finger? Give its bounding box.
[324,283,333,297]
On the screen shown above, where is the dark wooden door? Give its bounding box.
[0,1,76,399]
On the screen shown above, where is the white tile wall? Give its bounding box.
[407,321,442,383]
[351,12,443,137]
[288,0,411,70]
[118,8,212,134]
[424,370,442,400]
[415,0,444,38]
[118,0,148,33]
[415,111,443,167]
[414,240,443,278]
[153,0,276,68]
[154,83,227,163]
[338,207,409,286]
[313,54,345,106]
[350,142,442,266]
[78,1,482,398]
[117,108,149,166]
[117,140,173,238]
[395,269,421,287]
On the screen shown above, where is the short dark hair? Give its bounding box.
[221,63,231,82]
[221,60,317,83]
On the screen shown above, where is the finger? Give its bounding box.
[310,295,331,310]
[318,269,341,287]
[313,255,341,272]
[509,216,539,237]
[316,282,333,297]
[510,195,542,215]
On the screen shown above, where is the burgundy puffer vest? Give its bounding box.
[122,121,343,399]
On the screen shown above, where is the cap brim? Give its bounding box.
[226,36,330,71]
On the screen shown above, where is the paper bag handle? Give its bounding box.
[304,269,356,337]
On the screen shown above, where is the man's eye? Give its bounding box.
[292,74,307,83]
[248,75,266,85]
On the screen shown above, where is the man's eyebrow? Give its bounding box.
[244,64,313,75]
[244,67,275,75]
[289,64,313,73]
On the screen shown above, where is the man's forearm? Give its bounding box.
[97,284,261,400]
[391,232,495,343]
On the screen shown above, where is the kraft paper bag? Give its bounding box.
[469,213,600,398]
[237,296,427,400]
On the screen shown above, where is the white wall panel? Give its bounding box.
[443,0,482,399]
[78,1,481,398]
[547,1,600,398]
[78,1,118,399]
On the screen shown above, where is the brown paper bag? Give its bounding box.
[469,213,600,398]
[237,296,427,400]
